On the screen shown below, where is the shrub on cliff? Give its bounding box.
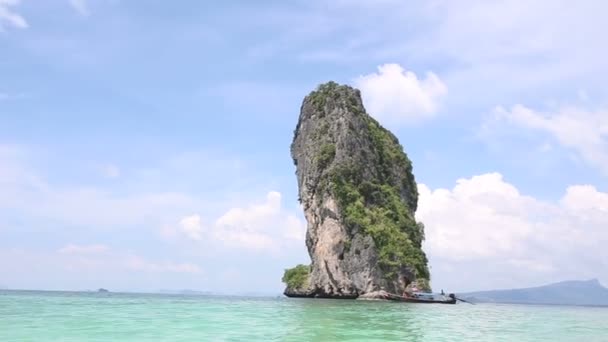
[282,264,311,290]
[316,143,336,169]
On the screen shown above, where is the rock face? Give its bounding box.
[284,82,430,298]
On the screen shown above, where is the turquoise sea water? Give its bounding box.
[1,290,607,341]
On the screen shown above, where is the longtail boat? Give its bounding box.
[384,292,458,304]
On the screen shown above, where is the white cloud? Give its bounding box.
[68,0,90,17]
[0,0,27,30]
[216,191,282,228]
[58,243,109,254]
[355,64,447,125]
[561,185,608,213]
[487,104,608,174]
[179,214,203,241]
[417,173,608,291]
[170,191,306,252]
[214,191,304,250]
[418,173,539,261]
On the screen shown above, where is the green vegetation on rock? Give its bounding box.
[282,264,311,290]
[414,278,431,292]
[308,81,347,113]
[327,115,429,281]
[365,116,418,211]
[331,166,429,280]
[312,121,330,141]
[343,239,352,253]
[316,143,336,169]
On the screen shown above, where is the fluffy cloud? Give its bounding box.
[561,185,608,213]
[169,191,306,252]
[486,104,608,174]
[417,173,608,291]
[179,214,203,241]
[355,64,447,125]
[0,0,27,30]
[68,0,90,17]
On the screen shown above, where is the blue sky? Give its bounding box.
[1,0,607,293]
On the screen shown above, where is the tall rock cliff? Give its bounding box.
[283,82,430,298]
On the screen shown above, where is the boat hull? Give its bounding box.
[384,293,457,304]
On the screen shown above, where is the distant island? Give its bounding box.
[460,279,608,306]
[97,288,109,293]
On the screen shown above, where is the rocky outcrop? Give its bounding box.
[356,290,392,301]
[283,82,430,298]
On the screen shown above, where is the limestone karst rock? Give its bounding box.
[283,82,430,298]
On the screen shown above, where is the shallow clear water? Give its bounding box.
[1,290,607,341]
